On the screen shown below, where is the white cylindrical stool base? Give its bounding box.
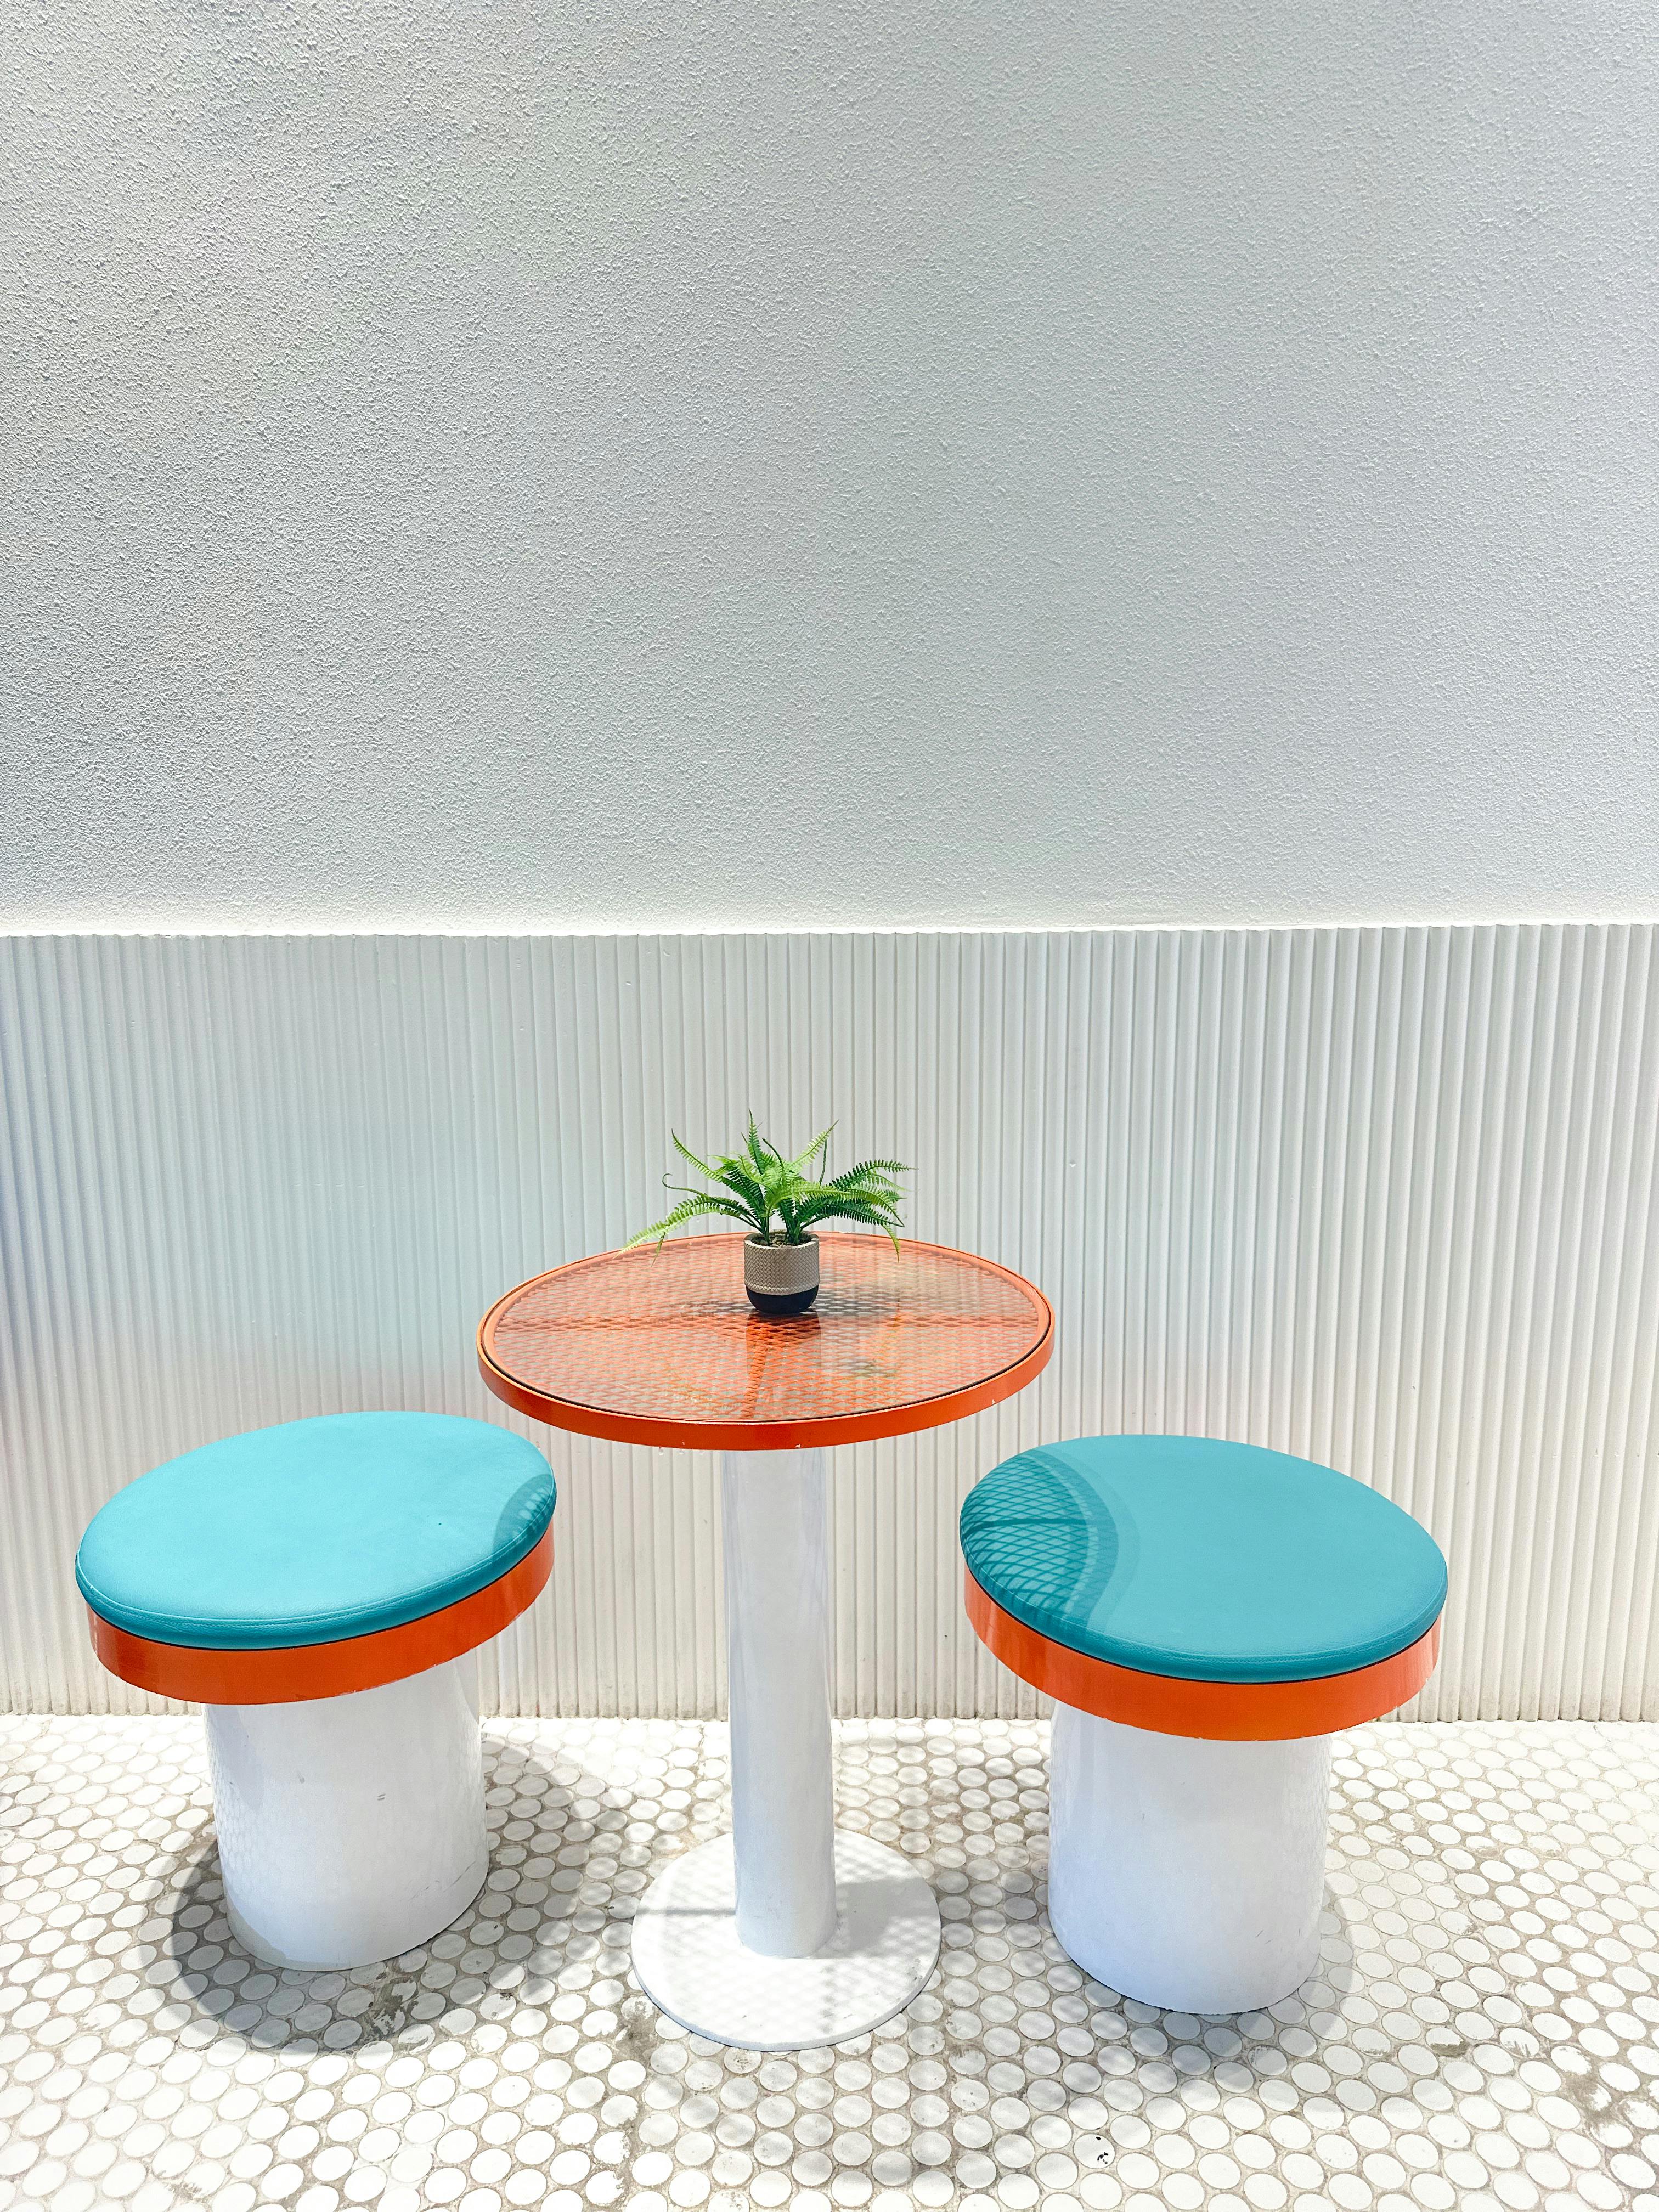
[206,1658,488,1970]
[1048,1705,1331,2013]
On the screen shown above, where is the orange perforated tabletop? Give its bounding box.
[478,1234,1053,1452]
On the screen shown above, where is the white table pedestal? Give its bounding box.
[206,1659,488,1971]
[631,1448,940,2049]
[1047,1703,1332,2013]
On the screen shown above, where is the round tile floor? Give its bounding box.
[0,1717,1655,2212]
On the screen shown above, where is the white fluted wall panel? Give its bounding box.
[2,929,1655,1722]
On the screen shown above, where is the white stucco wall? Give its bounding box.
[4,5,1657,932]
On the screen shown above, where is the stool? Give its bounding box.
[961,1434,1446,2013]
[76,1412,555,1971]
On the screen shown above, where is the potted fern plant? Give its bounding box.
[627,1118,907,1315]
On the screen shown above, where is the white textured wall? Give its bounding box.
[4,8,1659,931]
[3,927,1655,1723]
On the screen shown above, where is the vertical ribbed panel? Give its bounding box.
[2,928,1655,1722]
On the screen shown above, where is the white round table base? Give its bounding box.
[1048,1704,1333,2014]
[206,1658,488,1971]
[632,1830,941,2051]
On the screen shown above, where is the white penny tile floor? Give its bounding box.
[1,1717,1656,2212]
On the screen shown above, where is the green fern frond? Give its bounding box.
[669,1133,722,1184]
[628,1122,909,1250]
[793,1190,904,1255]
[742,1116,774,1178]
[789,1123,836,1171]
[623,1192,757,1249]
[789,1175,901,1212]
[712,1158,769,1220]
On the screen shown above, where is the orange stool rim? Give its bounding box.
[966,1568,1441,1741]
[86,1526,554,1706]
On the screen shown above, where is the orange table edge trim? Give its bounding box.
[476,1238,1055,1451]
[85,1526,555,1706]
[965,1570,1442,1741]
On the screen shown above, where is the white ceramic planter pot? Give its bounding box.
[744,1233,820,1316]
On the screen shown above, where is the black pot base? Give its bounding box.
[746,1284,821,1317]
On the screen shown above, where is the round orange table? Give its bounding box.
[479,1232,1053,2050]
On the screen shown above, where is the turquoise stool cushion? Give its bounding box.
[961,1435,1446,1684]
[76,1413,555,1651]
